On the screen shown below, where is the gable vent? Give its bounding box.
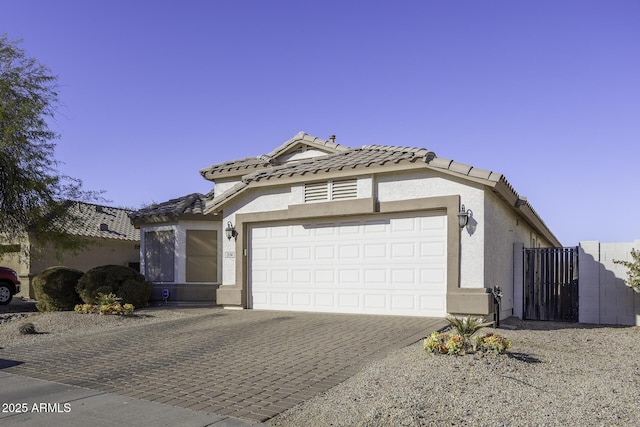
[331,179,357,200]
[304,182,328,202]
[304,179,357,202]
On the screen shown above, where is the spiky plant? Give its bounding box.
[446,316,493,341]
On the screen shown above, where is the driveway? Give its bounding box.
[0,308,445,423]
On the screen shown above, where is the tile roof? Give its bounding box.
[199,131,350,179]
[265,131,349,158]
[199,156,273,179]
[128,193,211,222]
[427,157,503,182]
[243,145,436,183]
[67,202,140,241]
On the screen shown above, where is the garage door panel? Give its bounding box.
[314,246,334,259]
[420,241,446,257]
[338,294,360,308]
[292,270,311,283]
[420,295,446,311]
[315,293,334,307]
[271,270,288,283]
[338,269,360,284]
[271,247,289,260]
[421,269,446,283]
[364,244,386,258]
[364,269,387,285]
[391,295,416,310]
[250,213,447,317]
[270,292,288,305]
[420,215,446,229]
[339,245,360,258]
[292,293,311,306]
[364,294,386,309]
[391,242,415,257]
[391,269,416,284]
[292,247,311,259]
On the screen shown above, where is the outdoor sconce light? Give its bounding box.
[458,204,472,229]
[225,221,237,241]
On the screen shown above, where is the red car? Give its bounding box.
[0,267,21,305]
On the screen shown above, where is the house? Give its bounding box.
[130,132,560,318]
[1,202,140,298]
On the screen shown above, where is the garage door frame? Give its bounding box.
[249,212,448,316]
[216,194,492,315]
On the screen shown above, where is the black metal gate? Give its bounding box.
[524,247,579,322]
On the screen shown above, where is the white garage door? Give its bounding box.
[250,213,448,317]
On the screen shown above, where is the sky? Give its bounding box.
[2,1,639,246]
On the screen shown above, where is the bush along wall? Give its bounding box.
[32,266,84,312]
[75,265,152,308]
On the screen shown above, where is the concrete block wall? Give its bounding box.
[579,240,640,326]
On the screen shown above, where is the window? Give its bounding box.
[304,179,357,202]
[144,230,175,282]
[186,230,218,282]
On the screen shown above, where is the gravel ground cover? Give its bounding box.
[2,299,638,426]
[268,318,640,427]
[0,298,212,349]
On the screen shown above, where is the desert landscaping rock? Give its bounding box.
[269,319,640,426]
[1,302,638,426]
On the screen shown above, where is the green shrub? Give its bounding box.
[117,278,152,308]
[32,266,83,312]
[76,265,151,307]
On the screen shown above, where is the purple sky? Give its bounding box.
[3,1,639,246]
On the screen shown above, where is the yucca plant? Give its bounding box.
[446,315,493,350]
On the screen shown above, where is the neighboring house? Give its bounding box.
[1,202,140,298]
[130,132,560,318]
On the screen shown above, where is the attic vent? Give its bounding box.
[331,179,357,200]
[99,223,109,231]
[304,179,357,203]
[304,181,328,202]
[95,206,103,212]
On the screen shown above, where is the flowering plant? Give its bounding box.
[475,333,512,354]
[74,302,135,316]
[424,332,465,355]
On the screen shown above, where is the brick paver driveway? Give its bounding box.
[1,309,445,423]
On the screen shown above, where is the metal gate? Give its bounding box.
[524,247,579,322]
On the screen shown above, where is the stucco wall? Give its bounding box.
[579,240,640,325]
[222,186,296,285]
[24,238,140,298]
[212,179,241,198]
[483,191,554,319]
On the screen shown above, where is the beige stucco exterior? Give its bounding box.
[1,237,140,299]
[138,220,222,303]
[213,166,537,316]
[133,133,561,317]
